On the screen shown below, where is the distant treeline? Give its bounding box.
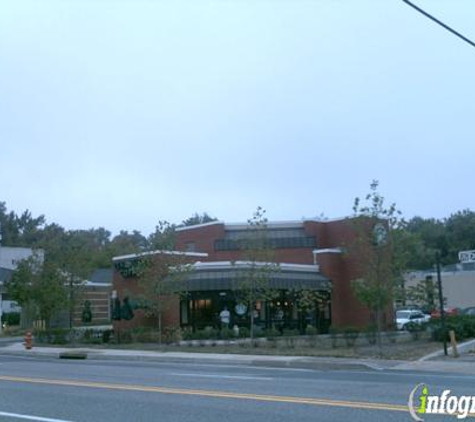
[1,201,474,271]
[0,201,216,270]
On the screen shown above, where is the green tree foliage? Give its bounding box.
[405,276,440,313]
[405,209,475,269]
[291,289,329,314]
[6,257,67,328]
[135,223,192,344]
[148,221,176,250]
[350,181,406,352]
[235,207,279,338]
[0,202,46,246]
[135,255,187,344]
[180,212,217,227]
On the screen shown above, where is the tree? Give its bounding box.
[290,288,330,332]
[350,181,406,353]
[180,212,217,227]
[234,207,279,339]
[148,220,176,250]
[405,275,440,313]
[135,222,192,344]
[135,254,191,344]
[7,256,67,328]
[0,202,45,246]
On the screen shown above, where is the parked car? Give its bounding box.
[396,310,430,330]
[430,307,459,319]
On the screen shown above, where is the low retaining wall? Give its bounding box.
[178,331,416,348]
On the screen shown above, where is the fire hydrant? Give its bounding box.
[24,331,32,350]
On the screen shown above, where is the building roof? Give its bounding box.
[112,249,208,263]
[175,217,351,232]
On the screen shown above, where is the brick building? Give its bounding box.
[112,218,385,333]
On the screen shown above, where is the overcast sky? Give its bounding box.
[1,0,474,235]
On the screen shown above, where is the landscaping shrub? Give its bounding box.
[35,328,70,345]
[219,327,233,340]
[102,329,113,344]
[343,326,360,347]
[238,327,250,338]
[204,326,219,339]
[305,325,318,336]
[181,327,194,341]
[429,315,475,342]
[163,326,181,344]
[282,329,299,337]
[128,327,151,342]
[253,326,264,337]
[115,329,133,344]
[1,312,20,326]
[193,329,209,340]
[263,328,279,338]
[364,325,377,345]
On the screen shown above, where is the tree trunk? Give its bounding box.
[158,312,162,345]
[376,305,383,357]
[250,310,254,339]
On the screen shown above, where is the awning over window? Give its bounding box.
[170,266,331,292]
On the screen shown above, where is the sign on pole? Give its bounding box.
[459,250,475,264]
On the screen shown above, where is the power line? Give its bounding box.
[402,0,475,49]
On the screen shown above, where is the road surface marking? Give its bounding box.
[0,374,413,414]
[0,411,74,422]
[172,373,273,381]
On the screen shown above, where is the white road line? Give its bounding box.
[0,411,74,422]
[172,373,273,381]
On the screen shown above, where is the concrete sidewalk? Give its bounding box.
[1,341,475,375]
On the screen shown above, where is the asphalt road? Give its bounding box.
[0,354,472,422]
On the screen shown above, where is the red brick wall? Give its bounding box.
[175,223,225,259]
[173,219,376,328]
[73,287,111,326]
[112,254,197,331]
[120,219,394,331]
[316,252,370,328]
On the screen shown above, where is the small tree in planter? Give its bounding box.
[234,207,280,339]
[7,257,68,329]
[290,288,330,333]
[343,326,360,348]
[136,253,192,345]
[349,180,407,356]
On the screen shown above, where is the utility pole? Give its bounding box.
[436,252,448,356]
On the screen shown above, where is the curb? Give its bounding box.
[0,347,382,372]
[418,338,475,362]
